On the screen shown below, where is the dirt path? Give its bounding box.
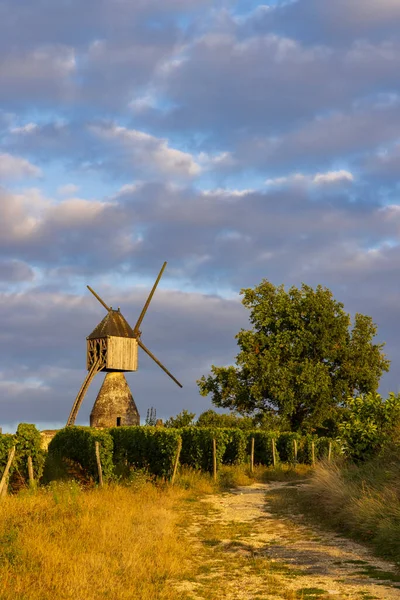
[176,481,400,600]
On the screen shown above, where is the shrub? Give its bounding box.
[0,433,16,475]
[109,426,182,479]
[0,424,45,488]
[297,433,317,465]
[276,432,302,464]
[164,409,196,428]
[246,430,279,466]
[315,436,341,461]
[338,392,400,461]
[196,410,254,430]
[48,427,114,483]
[222,428,247,465]
[179,427,230,472]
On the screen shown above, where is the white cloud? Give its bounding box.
[46,198,114,228]
[89,123,201,177]
[10,123,38,135]
[265,169,354,187]
[0,153,42,180]
[197,151,236,169]
[201,187,254,197]
[313,170,354,185]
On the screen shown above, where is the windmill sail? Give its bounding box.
[138,339,182,388]
[133,262,167,336]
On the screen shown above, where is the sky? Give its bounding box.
[1,0,400,433]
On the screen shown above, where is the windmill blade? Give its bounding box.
[87,285,111,312]
[133,262,167,336]
[138,338,183,388]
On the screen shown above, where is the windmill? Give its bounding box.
[66,262,182,427]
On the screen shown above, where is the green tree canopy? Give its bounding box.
[164,409,196,428]
[197,280,390,432]
[196,409,254,430]
[338,392,400,461]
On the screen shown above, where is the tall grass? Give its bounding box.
[0,481,195,600]
[297,448,400,562]
[0,461,316,599]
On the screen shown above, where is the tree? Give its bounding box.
[196,409,254,430]
[145,407,157,426]
[338,392,400,461]
[164,409,196,428]
[197,280,390,432]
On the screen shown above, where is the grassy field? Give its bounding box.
[0,478,197,600]
[0,463,312,600]
[3,456,399,599]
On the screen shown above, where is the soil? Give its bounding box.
[177,481,400,600]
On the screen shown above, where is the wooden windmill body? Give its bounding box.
[66,262,182,427]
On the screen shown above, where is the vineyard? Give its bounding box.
[0,424,341,489]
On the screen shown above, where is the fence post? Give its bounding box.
[250,437,255,474]
[311,441,316,467]
[171,438,182,485]
[272,438,277,468]
[328,441,332,463]
[293,439,298,463]
[95,441,104,487]
[27,456,35,488]
[212,438,217,482]
[0,446,16,497]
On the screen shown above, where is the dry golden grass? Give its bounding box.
[0,481,194,600]
[282,455,400,562]
[0,462,316,600]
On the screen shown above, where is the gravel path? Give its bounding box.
[177,481,400,600]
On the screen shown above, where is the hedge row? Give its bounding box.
[110,426,181,479]
[48,426,114,481]
[0,424,45,485]
[46,426,341,484]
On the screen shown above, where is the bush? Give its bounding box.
[0,424,45,488]
[164,409,196,428]
[109,426,182,479]
[0,433,16,475]
[48,427,114,483]
[196,410,254,430]
[338,392,400,461]
[222,429,247,465]
[15,423,46,482]
[179,427,230,472]
[296,433,317,465]
[315,436,341,461]
[276,432,302,464]
[246,431,279,466]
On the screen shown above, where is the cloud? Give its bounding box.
[57,183,80,196]
[89,123,202,178]
[1,0,400,428]
[146,31,400,143]
[234,99,400,172]
[0,153,41,180]
[265,169,354,187]
[0,46,75,107]
[0,187,130,271]
[1,180,399,289]
[241,0,400,46]
[362,144,400,183]
[0,259,35,283]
